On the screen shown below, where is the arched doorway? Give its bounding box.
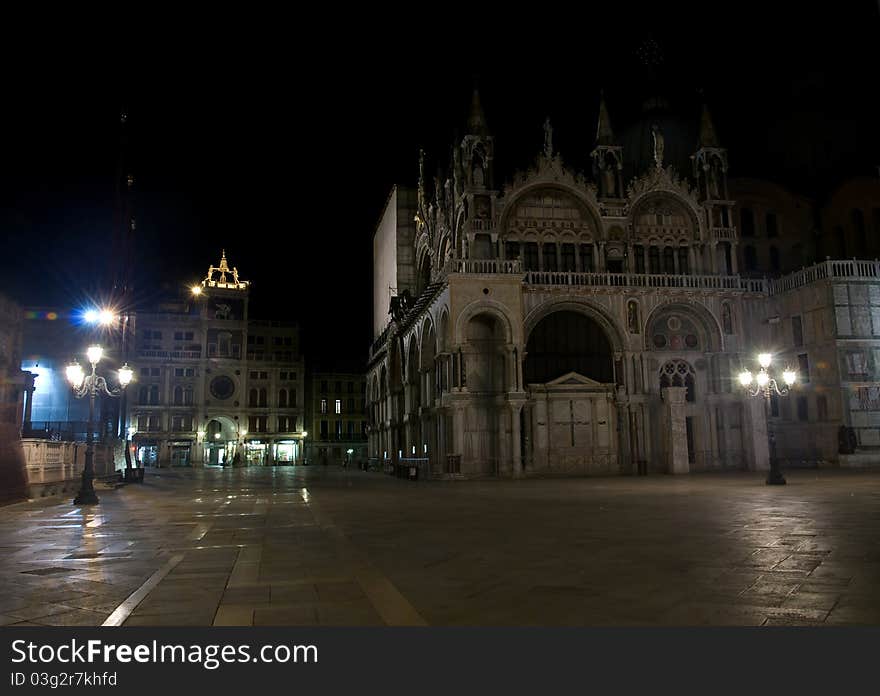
[204,416,238,466]
[523,310,618,475]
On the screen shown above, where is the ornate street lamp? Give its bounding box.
[738,352,797,486]
[65,345,133,505]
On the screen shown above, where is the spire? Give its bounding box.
[595,90,615,145]
[467,88,488,135]
[698,101,720,148]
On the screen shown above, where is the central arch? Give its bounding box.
[524,310,614,384]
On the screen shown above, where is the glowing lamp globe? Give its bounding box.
[86,345,103,365]
[758,353,772,369]
[738,370,753,387]
[98,309,115,325]
[756,371,770,387]
[782,369,797,386]
[66,362,85,388]
[83,309,99,324]
[118,363,133,387]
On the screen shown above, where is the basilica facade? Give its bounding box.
[367,90,880,477]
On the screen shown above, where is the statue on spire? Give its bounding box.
[651,124,665,169]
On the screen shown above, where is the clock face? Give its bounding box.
[209,375,235,400]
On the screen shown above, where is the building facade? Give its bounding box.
[307,372,368,465]
[129,252,306,467]
[367,91,880,478]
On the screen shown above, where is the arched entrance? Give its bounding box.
[204,416,238,466]
[523,310,618,475]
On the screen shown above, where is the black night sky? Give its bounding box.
[2,6,878,369]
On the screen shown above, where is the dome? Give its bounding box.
[618,95,700,185]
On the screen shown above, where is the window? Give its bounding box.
[273,336,282,346]
[171,415,192,431]
[543,243,558,271]
[796,396,809,421]
[743,246,757,272]
[151,368,160,377]
[347,398,354,412]
[320,381,328,393]
[347,381,354,394]
[649,246,660,274]
[524,243,540,271]
[766,212,778,238]
[184,387,193,405]
[259,388,267,407]
[278,416,292,431]
[175,368,184,377]
[335,420,343,437]
[321,399,327,414]
[846,352,868,378]
[798,353,810,383]
[505,241,521,260]
[249,388,258,407]
[280,371,287,380]
[335,399,342,414]
[173,386,183,405]
[149,385,160,405]
[140,368,150,377]
[218,333,230,357]
[278,389,288,407]
[579,244,593,273]
[663,246,675,274]
[291,390,297,408]
[320,420,329,438]
[677,247,689,275]
[174,331,184,341]
[634,245,645,274]
[561,244,576,272]
[347,421,354,435]
[335,381,342,393]
[792,316,804,347]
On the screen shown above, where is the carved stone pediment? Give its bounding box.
[529,371,614,392]
[499,154,598,214]
[626,165,701,211]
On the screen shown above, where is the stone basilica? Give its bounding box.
[367,90,880,478]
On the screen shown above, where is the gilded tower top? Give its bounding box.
[202,250,249,291]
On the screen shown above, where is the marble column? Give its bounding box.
[661,386,689,474]
[510,403,523,478]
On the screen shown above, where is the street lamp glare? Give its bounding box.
[214,432,221,439]
[83,309,99,323]
[782,369,797,386]
[86,345,103,365]
[98,309,115,325]
[758,353,772,369]
[756,370,770,387]
[303,431,308,438]
[66,362,85,388]
[118,363,133,387]
[191,285,202,295]
[738,370,753,387]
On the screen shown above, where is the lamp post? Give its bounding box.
[66,345,133,505]
[738,352,797,486]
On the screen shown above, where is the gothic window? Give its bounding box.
[579,244,594,272]
[649,246,661,274]
[505,241,521,260]
[722,303,734,335]
[677,247,689,275]
[659,360,696,402]
[663,246,675,274]
[741,208,755,237]
[524,243,539,271]
[561,244,576,272]
[543,243,558,271]
[634,245,645,274]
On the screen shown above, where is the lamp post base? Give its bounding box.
[73,489,100,505]
[765,468,787,486]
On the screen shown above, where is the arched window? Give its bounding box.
[677,246,689,275]
[149,385,160,405]
[278,389,287,407]
[248,388,258,407]
[663,246,675,274]
[649,246,661,274]
[184,387,193,405]
[543,243,558,271]
[173,386,183,405]
[659,360,696,402]
[291,389,297,408]
[259,388,267,407]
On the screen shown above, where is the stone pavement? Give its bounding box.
[1,466,879,626]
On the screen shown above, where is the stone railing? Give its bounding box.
[451,259,524,275]
[710,226,737,241]
[21,439,119,497]
[524,271,761,292]
[767,259,880,295]
[138,349,201,360]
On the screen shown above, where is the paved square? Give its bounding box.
[1,467,879,626]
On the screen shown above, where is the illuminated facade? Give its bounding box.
[128,252,306,467]
[367,91,880,477]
